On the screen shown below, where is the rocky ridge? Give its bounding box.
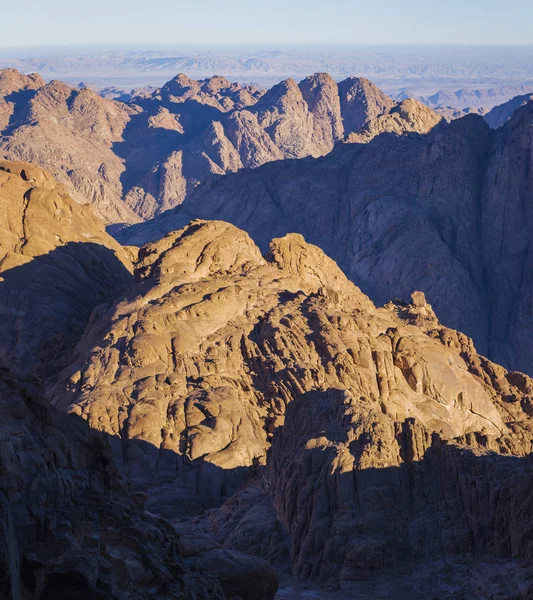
[0,160,135,376]
[2,159,533,597]
[45,217,533,597]
[131,100,533,378]
[344,98,443,143]
[0,69,439,224]
[51,221,533,591]
[484,93,533,128]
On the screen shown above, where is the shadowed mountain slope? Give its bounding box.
[125,102,533,377]
[0,69,438,224]
[0,160,135,377]
[44,218,533,598]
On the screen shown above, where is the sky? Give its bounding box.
[2,0,533,48]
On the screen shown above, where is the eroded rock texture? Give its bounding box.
[0,69,424,224]
[157,101,533,376]
[266,388,533,597]
[0,161,134,377]
[2,159,533,598]
[0,367,226,600]
[44,219,533,598]
[344,98,443,143]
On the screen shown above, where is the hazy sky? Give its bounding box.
[2,0,533,47]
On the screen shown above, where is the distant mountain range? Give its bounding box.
[409,84,533,110]
[2,45,533,97]
[0,68,439,224]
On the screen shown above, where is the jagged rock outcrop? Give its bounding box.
[266,386,533,596]
[136,102,533,377]
[0,367,226,600]
[0,69,404,223]
[344,99,442,143]
[0,78,139,224]
[159,73,264,112]
[338,76,396,134]
[0,160,134,377]
[45,219,533,598]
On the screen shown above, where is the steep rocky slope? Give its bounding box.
[0,367,226,600]
[0,69,411,224]
[484,93,533,128]
[134,101,533,377]
[0,74,139,224]
[0,160,134,377]
[1,154,533,598]
[45,219,533,598]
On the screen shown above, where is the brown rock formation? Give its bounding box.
[338,76,396,134]
[344,99,442,143]
[0,79,139,224]
[0,69,403,223]
[0,367,225,600]
[42,218,533,597]
[1,166,533,597]
[156,102,533,376]
[0,160,134,376]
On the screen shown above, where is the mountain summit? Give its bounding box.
[0,69,439,224]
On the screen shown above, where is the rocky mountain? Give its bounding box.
[0,70,140,224]
[0,160,135,377]
[415,83,533,110]
[344,98,442,143]
[2,160,533,598]
[0,367,227,600]
[484,93,533,128]
[45,217,533,598]
[128,100,533,378]
[0,68,426,225]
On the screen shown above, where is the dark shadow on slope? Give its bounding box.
[165,119,495,368]
[2,89,38,135]
[113,98,228,199]
[0,242,132,377]
[36,382,533,598]
[0,367,230,600]
[112,111,185,195]
[265,388,533,597]
[131,96,226,139]
[4,343,533,599]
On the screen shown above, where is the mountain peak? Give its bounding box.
[0,68,45,95]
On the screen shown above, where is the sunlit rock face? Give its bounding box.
[2,160,533,599]
[0,68,420,224]
[161,101,533,378]
[0,160,134,377]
